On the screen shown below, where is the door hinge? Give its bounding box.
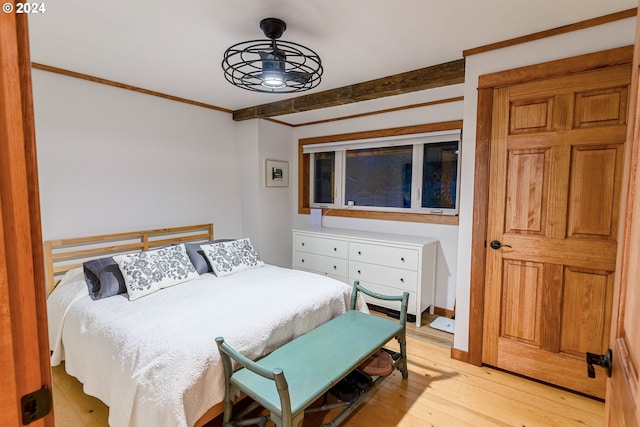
[21,386,52,425]
[586,349,613,379]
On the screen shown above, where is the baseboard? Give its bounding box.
[434,306,455,318]
[377,306,417,323]
[450,347,470,363]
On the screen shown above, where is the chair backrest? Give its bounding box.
[350,281,410,327]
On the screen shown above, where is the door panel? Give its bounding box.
[559,268,614,357]
[567,146,620,239]
[483,64,630,399]
[500,260,543,346]
[504,149,549,235]
[574,87,628,128]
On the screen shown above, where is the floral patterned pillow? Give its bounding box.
[200,238,264,277]
[114,244,200,300]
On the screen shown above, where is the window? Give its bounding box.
[345,146,413,208]
[422,141,459,211]
[304,129,461,215]
[311,151,336,204]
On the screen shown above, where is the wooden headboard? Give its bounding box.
[43,223,214,294]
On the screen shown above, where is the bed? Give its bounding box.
[45,224,367,427]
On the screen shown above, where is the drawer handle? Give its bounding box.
[357,270,361,274]
[358,251,362,255]
[301,259,305,263]
[333,265,337,269]
[301,242,305,246]
[334,247,337,251]
[400,278,404,283]
[401,257,405,262]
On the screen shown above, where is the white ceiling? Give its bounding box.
[27,0,636,121]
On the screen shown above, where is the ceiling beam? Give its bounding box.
[232,58,465,121]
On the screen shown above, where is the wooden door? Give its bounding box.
[0,5,54,427]
[605,10,640,425]
[482,64,631,399]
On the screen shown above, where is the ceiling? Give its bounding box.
[27,0,636,124]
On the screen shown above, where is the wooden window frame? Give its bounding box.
[298,121,462,225]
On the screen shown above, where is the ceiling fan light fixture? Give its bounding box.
[261,75,287,89]
[221,18,323,93]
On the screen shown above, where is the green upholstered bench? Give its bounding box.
[215,281,409,427]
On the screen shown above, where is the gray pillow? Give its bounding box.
[83,256,127,300]
[184,239,234,274]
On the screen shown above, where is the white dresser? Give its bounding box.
[292,227,437,327]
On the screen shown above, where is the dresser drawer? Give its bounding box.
[295,268,347,284]
[349,260,418,292]
[293,252,348,277]
[294,234,348,258]
[349,242,418,270]
[354,280,417,315]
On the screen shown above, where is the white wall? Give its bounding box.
[257,120,294,267]
[33,70,243,240]
[292,84,464,311]
[454,17,636,351]
[236,119,294,267]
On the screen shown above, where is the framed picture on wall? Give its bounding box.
[265,159,289,187]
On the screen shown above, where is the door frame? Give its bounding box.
[460,45,635,365]
[0,5,53,426]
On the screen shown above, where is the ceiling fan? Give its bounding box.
[222,18,323,93]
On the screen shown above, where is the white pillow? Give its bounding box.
[114,243,200,300]
[200,238,264,277]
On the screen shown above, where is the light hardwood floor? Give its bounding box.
[51,328,603,427]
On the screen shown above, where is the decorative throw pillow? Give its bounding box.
[114,244,200,300]
[184,239,234,274]
[83,256,128,300]
[200,238,264,277]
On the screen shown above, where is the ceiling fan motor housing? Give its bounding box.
[260,18,287,39]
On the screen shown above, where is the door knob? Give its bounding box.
[586,349,613,378]
[489,240,512,250]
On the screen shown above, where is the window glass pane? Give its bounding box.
[313,152,335,204]
[345,145,412,208]
[422,141,458,209]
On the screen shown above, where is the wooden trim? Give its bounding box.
[478,45,634,89]
[31,63,232,114]
[0,7,54,425]
[300,208,460,226]
[19,19,54,423]
[299,120,463,146]
[433,306,455,319]
[298,121,462,225]
[466,87,493,367]
[44,223,214,293]
[605,11,640,422]
[463,8,637,58]
[466,47,634,367]
[264,117,295,127]
[450,347,470,363]
[289,96,464,128]
[233,59,465,121]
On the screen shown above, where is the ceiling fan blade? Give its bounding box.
[285,70,312,84]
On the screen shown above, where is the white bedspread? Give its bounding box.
[48,265,367,427]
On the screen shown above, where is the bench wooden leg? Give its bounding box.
[222,396,233,427]
[398,332,409,379]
